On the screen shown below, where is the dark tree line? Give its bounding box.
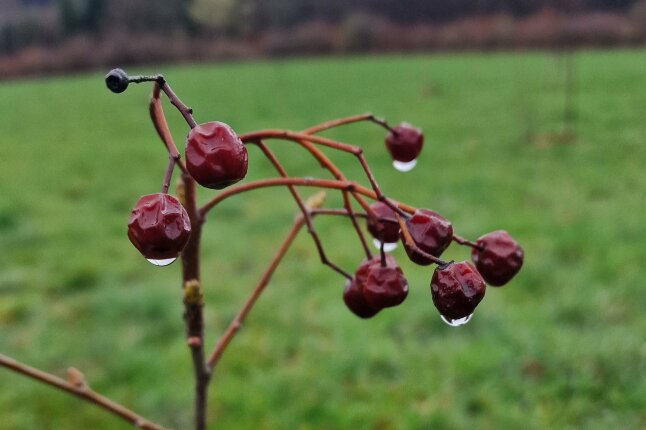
[1,0,645,59]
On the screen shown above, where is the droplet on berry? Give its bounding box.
[185,121,248,189]
[362,255,409,309]
[127,193,191,266]
[366,201,400,244]
[343,259,381,319]
[372,238,398,253]
[147,258,177,267]
[431,261,485,321]
[440,314,473,327]
[403,209,453,265]
[393,159,418,172]
[471,230,524,286]
[105,68,129,94]
[385,123,423,171]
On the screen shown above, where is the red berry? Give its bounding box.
[385,123,423,163]
[431,261,485,320]
[343,259,380,318]
[185,121,248,189]
[471,230,523,286]
[362,255,409,309]
[127,193,191,264]
[366,201,400,243]
[403,209,453,265]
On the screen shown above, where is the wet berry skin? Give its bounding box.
[362,255,409,309]
[403,209,453,265]
[366,201,400,243]
[431,262,486,320]
[185,121,248,189]
[385,123,424,163]
[471,230,524,286]
[343,259,381,319]
[344,259,381,318]
[127,193,191,260]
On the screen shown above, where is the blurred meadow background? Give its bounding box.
[1,1,645,430]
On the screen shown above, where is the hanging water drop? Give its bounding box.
[393,159,417,172]
[440,313,473,327]
[147,257,177,267]
[373,238,397,252]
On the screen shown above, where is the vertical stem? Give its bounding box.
[178,173,209,430]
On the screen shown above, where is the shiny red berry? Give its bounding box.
[362,255,409,309]
[431,261,486,320]
[385,123,423,163]
[403,209,453,265]
[366,201,400,243]
[127,193,191,264]
[343,260,381,319]
[344,259,380,318]
[471,230,524,286]
[185,121,248,189]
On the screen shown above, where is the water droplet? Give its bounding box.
[441,314,473,327]
[147,258,177,267]
[393,159,417,172]
[372,239,398,252]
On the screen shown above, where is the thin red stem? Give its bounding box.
[160,80,197,129]
[303,113,396,135]
[396,213,448,266]
[380,240,387,266]
[239,130,408,217]
[135,74,196,129]
[252,135,373,257]
[149,83,188,174]
[207,216,306,369]
[253,141,351,279]
[452,234,484,250]
[0,353,168,430]
[160,156,176,194]
[201,178,364,216]
[290,138,372,258]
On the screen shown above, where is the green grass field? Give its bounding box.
[0,50,645,429]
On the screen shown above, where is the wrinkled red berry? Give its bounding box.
[185,121,248,189]
[344,259,380,318]
[431,262,485,320]
[363,255,409,309]
[385,123,424,163]
[403,209,453,265]
[127,193,191,262]
[471,230,523,286]
[366,201,400,243]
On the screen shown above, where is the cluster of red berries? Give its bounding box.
[108,68,524,327]
[127,119,249,266]
[346,121,523,324]
[349,195,524,325]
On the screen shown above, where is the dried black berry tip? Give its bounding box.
[105,68,130,94]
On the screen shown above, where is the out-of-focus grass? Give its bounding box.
[0,50,644,429]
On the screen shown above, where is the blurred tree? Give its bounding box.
[81,0,105,35]
[631,0,646,38]
[190,0,256,36]
[99,0,192,34]
[191,0,235,34]
[59,0,80,36]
